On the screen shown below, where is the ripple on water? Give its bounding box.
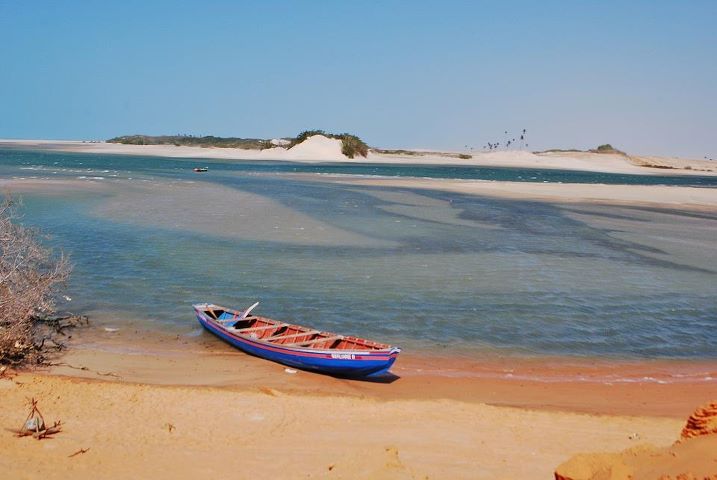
[3,148,716,360]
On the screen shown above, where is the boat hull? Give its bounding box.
[195,308,399,377]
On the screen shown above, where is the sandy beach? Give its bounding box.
[2,317,715,479]
[288,174,717,210]
[1,142,716,479]
[1,333,713,480]
[2,138,716,176]
[0,371,685,480]
[39,324,717,417]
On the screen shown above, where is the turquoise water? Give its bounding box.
[2,149,717,359]
[3,148,717,186]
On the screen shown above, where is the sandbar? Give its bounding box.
[2,138,715,176]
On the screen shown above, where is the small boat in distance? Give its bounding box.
[193,302,400,377]
[193,167,208,172]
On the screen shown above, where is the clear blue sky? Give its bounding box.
[1,1,715,157]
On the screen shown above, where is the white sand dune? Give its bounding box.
[2,137,715,176]
[0,136,350,163]
[283,135,347,161]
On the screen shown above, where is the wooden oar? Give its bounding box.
[240,301,260,320]
[222,301,261,326]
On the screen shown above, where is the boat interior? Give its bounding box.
[201,306,391,352]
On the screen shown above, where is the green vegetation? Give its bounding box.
[338,134,369,159]
[536,144,626,156]
[371,148,424,156]
[537,148,583,154]
[108,130,370,158]
[107,135,274,150]
[287,129,327,149]
[372,149,472,160]
[288,129,369,159]
[590,144,626,155]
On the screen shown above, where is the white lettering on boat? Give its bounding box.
[330,353,356,360]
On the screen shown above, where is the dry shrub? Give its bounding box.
[0,195,71,365]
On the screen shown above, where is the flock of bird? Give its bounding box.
[464,129,529,152]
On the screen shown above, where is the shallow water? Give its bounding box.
[3,147,717,186]
[2,149,717,360]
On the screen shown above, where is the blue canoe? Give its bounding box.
[193,303,400,377]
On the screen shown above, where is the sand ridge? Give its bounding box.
[292,174,717,210]
[2,138,715,176]
[555,401,717,480]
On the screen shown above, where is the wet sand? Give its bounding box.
[289,174,717,210]
[2,322,713,479]
[3,321,713,479]
[46,324,717,418]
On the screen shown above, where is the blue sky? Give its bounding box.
[1,1,715,157]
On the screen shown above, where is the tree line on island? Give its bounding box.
[108,130,629,161]
[107,130,370,159]
[108,131,478,160]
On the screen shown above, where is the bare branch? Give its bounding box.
[1,194,73,365]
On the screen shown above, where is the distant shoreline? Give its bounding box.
[2,138,716,176]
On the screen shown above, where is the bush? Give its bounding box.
[338,134,369,159]
[288,130,369,158]
[372,149,424,156]
[0,196,72,366]
[458,154,472,160]
[287,130,326,149]
[108,130,370,157]
[107,135,273,150]
[592,144,625,155]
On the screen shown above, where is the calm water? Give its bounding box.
[3,148,717,186]
[2,148,717,360]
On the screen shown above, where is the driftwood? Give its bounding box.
[0,314,88,366]
[47,361,89,371]
[48,361,122,380]
[36,313,89,335]
[69,448,90,458]
[14,398,62,439]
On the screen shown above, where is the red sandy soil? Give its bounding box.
[555,401,717,480]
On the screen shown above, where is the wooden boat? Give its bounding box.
[193,302,400,377]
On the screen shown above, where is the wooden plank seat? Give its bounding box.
[290,336,344,348]
[232,323,286,334]
[266,330,320,343]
